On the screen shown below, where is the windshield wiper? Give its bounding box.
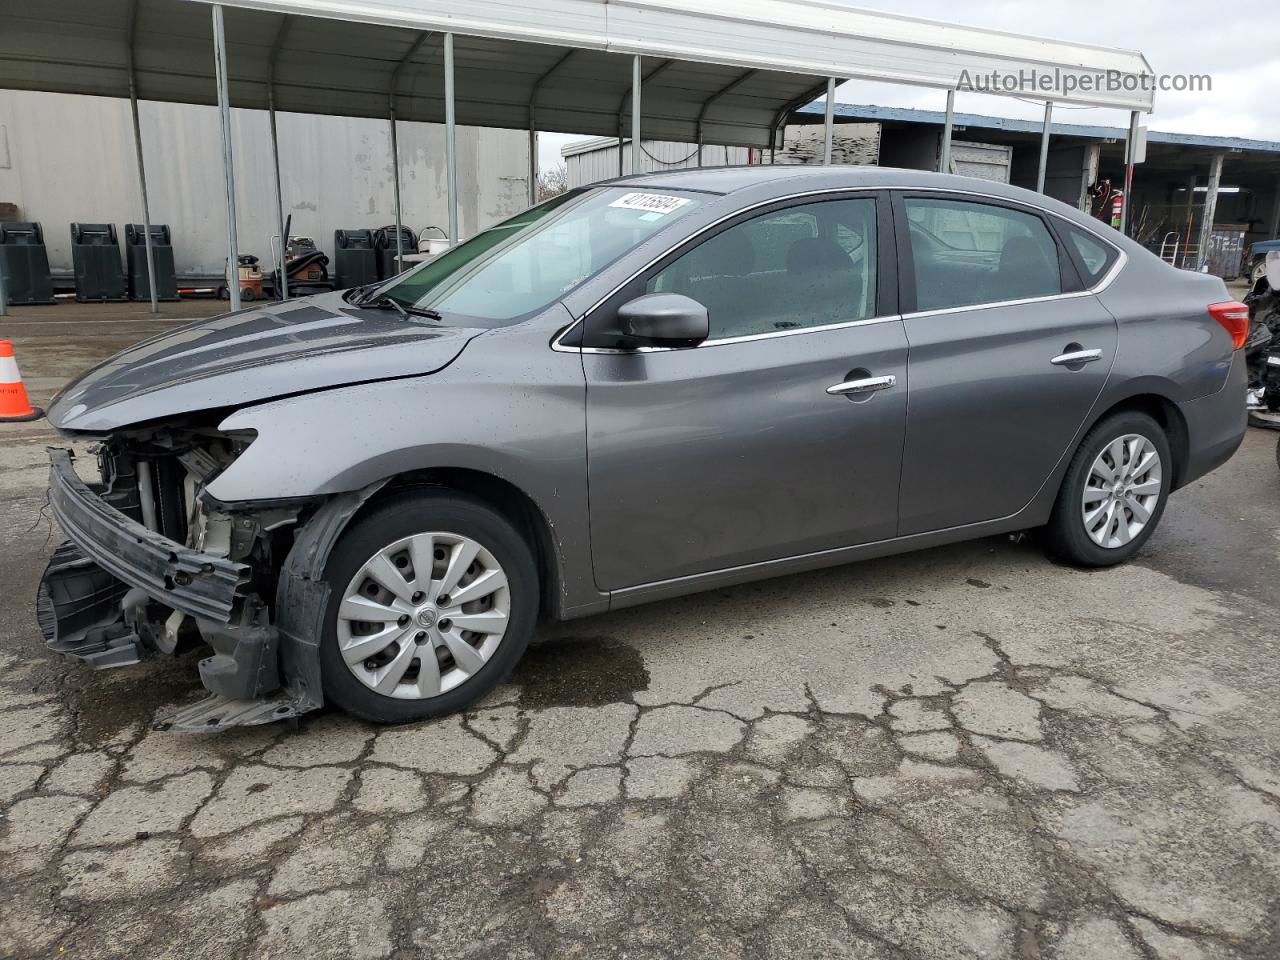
[343,282,379,305]
[359,295,443,322]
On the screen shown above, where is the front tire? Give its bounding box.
[1043,411,1171,567]
[319,490,539,723]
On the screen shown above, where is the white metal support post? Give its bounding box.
[389,108,403,270]
[1035,101,1053,194]
[528,120,537,205]
[267,15,290,300]
[631,55,642,176]
[268,85,287,299]
[211,4,241,312]
[444,32,458,247]
[1120,110,1140,236]
[822,77,835,164]
[388,32,428,272]
[126,2,159,313]
[939,89,954,174]
[528,51,576,206]
[128,85,159,313]
[1197,153,1224,271]
[695,69,757,169]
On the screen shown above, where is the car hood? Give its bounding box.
[48,292,484,432]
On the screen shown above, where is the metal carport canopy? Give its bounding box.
[2,0,1156,153]
[0,0,1157,317]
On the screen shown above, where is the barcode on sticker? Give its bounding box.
[608,192,691,215]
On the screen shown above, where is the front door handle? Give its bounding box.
[826,374,896,396]
[1050,348,1103,366]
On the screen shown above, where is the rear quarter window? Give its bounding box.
[1062,223,1119,286]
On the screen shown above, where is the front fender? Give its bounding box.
[207,321,602,618]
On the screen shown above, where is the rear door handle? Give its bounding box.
[1050,348,1103,366]
[826,374,896,396]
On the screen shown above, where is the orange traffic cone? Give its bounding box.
[0,340,43,422]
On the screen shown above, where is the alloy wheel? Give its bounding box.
[336,532,510,699]
[1081,434,1163,549]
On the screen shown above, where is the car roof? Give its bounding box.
[603,164,1103,229]
[607,164,993,195]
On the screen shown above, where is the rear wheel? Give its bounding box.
[1043,411,1171,567]
[319,490,538,723]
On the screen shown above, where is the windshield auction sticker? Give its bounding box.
[608,192,692,216]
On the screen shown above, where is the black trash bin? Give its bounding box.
[70,223,127,301]
[333,229,378,290]
[373,225,417,280]
[0,222,55,305]
[125,224,180,302]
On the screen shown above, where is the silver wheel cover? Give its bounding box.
[1082,433,1163,549]
[336,532,510,699]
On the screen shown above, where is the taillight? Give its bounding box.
[1208,301,1249,350]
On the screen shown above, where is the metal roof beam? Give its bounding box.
[528,49,576,203]
[696,68,758,165]
[769,78,833,156]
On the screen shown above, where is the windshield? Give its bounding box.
[377,187,705,324]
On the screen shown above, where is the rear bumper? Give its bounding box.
[1177,351,1248,488]
[46,447,248,623]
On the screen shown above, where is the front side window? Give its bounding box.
[647,197,878,340]
[379,187,703,324]
[905,197,1062,311]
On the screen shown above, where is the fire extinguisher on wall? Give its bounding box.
[1110,191,1124,230]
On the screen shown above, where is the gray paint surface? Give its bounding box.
[48,165,1244,620]
[0,90,530,277]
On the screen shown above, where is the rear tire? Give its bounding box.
[1043,411,1171,567]
[319,490,538,723]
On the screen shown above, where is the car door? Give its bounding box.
[894,191,1120,536]
[579,192,908,592]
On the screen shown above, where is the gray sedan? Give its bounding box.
[41,166,1247,725]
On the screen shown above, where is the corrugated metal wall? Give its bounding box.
[0,90,530,277]
[564,140,753,189]
[563,125,884,189]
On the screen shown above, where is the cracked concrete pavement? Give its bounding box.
[2,307,1280,958]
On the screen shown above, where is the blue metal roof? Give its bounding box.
[796,102,1280,154]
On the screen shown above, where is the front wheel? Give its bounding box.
[1043,412,1171,567]
[319,490,539,723]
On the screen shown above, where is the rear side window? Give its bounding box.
[905,197,1062,311]
[647,197,878,340]
[1061,223,1119,286]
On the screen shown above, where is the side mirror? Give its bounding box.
[617,293,709,348]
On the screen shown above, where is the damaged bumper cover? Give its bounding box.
[42,448,303,728]
[46,447,248,623]
[41,447,387,730]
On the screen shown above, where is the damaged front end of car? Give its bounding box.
[39,422,375,731]
[34,291,486,729]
